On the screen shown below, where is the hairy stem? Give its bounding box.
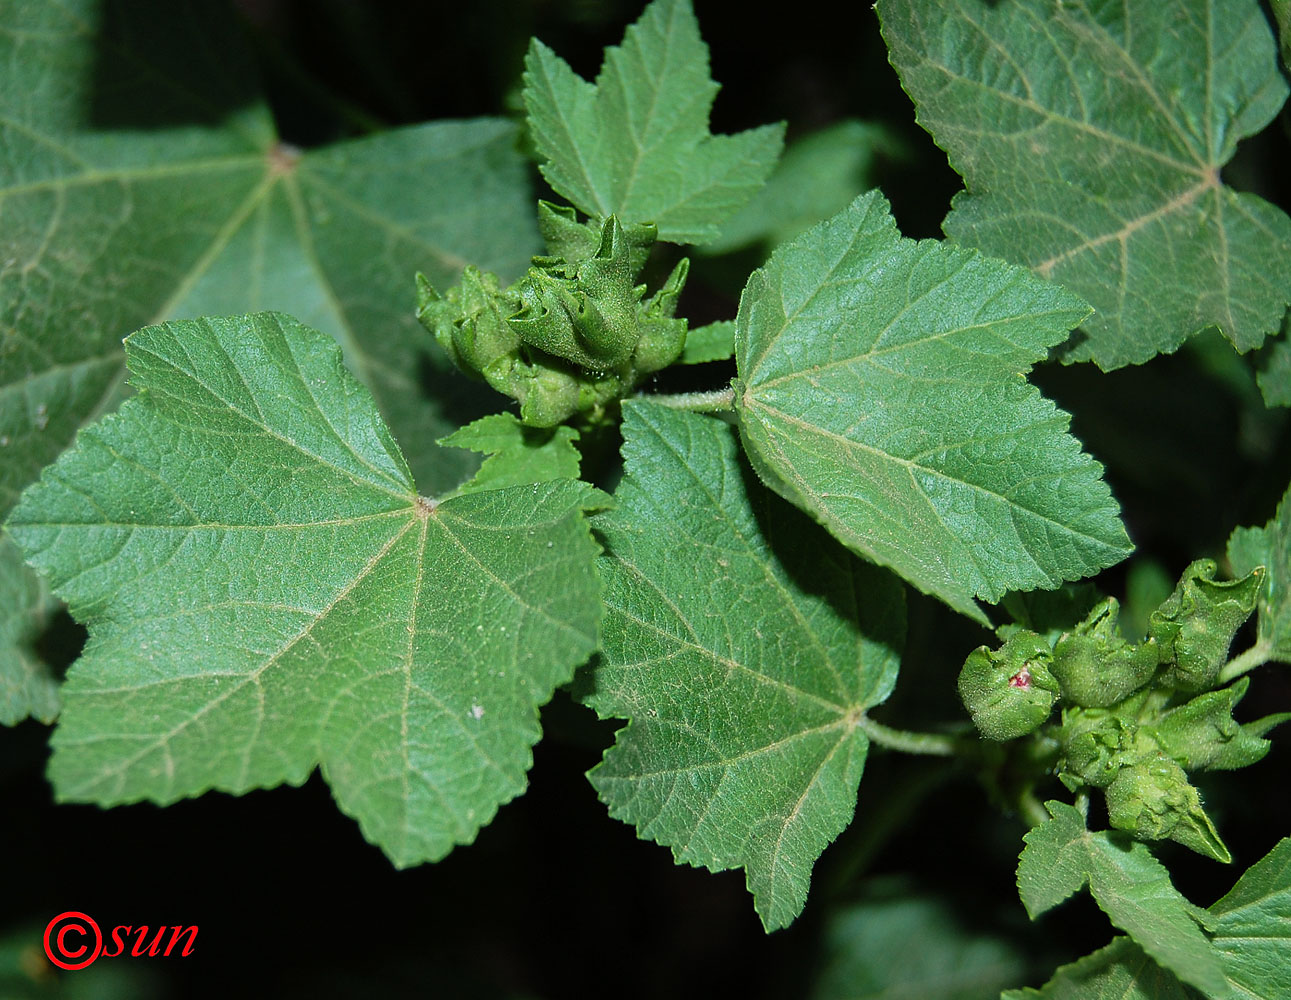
[856,716,961,756]
[646,386,736,413]
[1217,640,1272,684]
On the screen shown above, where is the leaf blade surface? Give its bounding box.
[734,191,1131,621]
[6,313,602,865]
[522,0,783,243]
[879,0,1291,369]
[584,401,905,930]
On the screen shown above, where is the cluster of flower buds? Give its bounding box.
[417,203,689,427]
[957,563,1279,860]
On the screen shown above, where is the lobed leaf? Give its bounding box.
[1209,837,1291,1000]
[522,0,784,244]
[0,0,538,514]
[439,413,581,497]
[583,401,905,930]
[1227,482,1291,665]
[734,190,1131,623]
[879,0,1291,370]
[1002,938,1194,1000]
[5,313,602,865]
[1017,801,1229,997]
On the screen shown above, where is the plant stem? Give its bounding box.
[1217,640,1272,684]
[1019,790,1050,828]
[646,387,736,413]
[856,716,961,757]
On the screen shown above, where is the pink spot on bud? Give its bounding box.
[1009,668,1032,690]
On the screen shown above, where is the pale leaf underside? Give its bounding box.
[880,0,1291,369]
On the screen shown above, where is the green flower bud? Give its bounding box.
[1105,753,1231,862]
[632,258,689,374]
[513,364,584,428]
[417,268,521,378]
[512,217,644,369]
[1146,678,1289,772]
[1148,559,1264,692]
[1058,707,1136,789]
[1050,598,1158,708]
[536,201,657,275]
[958,630,1061,741]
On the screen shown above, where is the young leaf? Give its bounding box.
[438,413,581,497]
[1016,801,1230,997]
[679,320,736,365]
[1228,482,1291,665]
[1002,938,1194,1000]
[702,120,907,255]
[5,313,602,866]
[522,0,784,244]
[0,537,60,726]
[879,0,1291,370]
[583,401,905,931]
[813,889,1034,999]
[733,190,1131,623]
[1209,837,1291,1000]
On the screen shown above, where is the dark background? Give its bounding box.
[3,1,1290,996]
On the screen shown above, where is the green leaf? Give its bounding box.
[1228,483,1291,665]
[1273,0,1291,72]
[438,413,581,497]
[703,120,907,255]
[679,320,735,365]
[879,0,1291,370]
[1002,938,1194,1000]
[1004,841,1291,1000]
[1,1,539,712]
[0,536,60,725]
[583,401,905,931]
[521,0,784,244]
[1017,801,1230,997]
[1209,837,1291,1000]
[811,887,1034,999]
[733,190,1131,623]
[5,313,602,866]
[0,0,538,512]
[1257,337,1291,408]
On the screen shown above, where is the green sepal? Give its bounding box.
[1148,678,1290,772]
[1149,560,1264,691]
[632,257,689,374]
[1105,753,1231,863]
[958,630,1061,741]
[1050,598,1159,708]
